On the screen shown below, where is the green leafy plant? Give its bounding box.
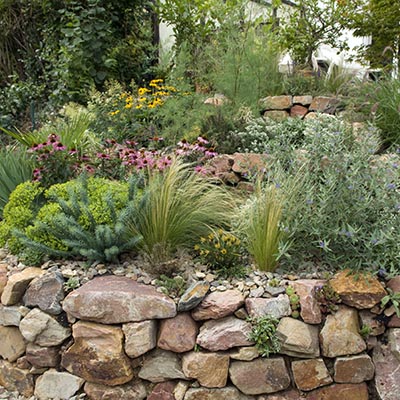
[247,315,281,357]
[359,325,372,339]
[155,274,186,297]
[0,146,34,217]
[286,286,300,319]
[16,176,141,264]
[195,229,246,278]
[381,288,400,317]
[126,158,236,265]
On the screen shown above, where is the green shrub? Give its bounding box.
[17,176,140,264]
[0,181,44,253]
[127,158,236,265]
[247,315,281,357]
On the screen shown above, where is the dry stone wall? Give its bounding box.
[0,263,399,400]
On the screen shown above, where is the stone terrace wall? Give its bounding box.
[0,263,399,400]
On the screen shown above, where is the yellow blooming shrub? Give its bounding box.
[194,229,246,277]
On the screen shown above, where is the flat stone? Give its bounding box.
[276,317,320,358]
[334,354,374,383]
[0,360,34,397]
[25,343,60,368]
[260,95,292,110]
[387,276,400,293]
[293,95,313,106]
[291,280,325,324]
[258,388,302,399]
[0,326,26,362]
[158,313,198,353]
[138,349,186,383]
[306,383,369,400]
[34,369,84,400]
[231,153,269,175]
[290,105,308,118]
[192,289,244,320]
[264,286,286,296]
[178,281,210,312]
[388,314,400,327]
[123,320,157,358]
[229,358,290,395]
[245,294,291,319]
[359,310,385,336]
[329,270,387,309]
[309,96,339,113]
[61,321,133,386]
[19,308,71,346]
[1,267,44,305]
[182,352,229,388]
[0,304,28,326]
[263,110,289,121]
[292,358,332,391]
[148,381,176,400]
[0,264,8,296]
[320,306,366,357]
[229,346,260,361]
[196,316,254,351]
[63,275,177,323]
[23,271,65,314]
[184,387,251,400]
[388,328,400,361]
[84,379,147,400]
[373,333,400,399]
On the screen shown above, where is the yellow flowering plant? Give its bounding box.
[194,229,246,277]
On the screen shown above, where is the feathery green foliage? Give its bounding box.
[17,176,141,264]
[127,158,236,264]
[0,146,34,217]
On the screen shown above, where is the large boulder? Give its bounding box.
[63,275,176,323]
[61,321,133,386]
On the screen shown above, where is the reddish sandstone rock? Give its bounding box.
[320,306,366,358]
[260,95,293,110]
[245,295,291,319]
[259,389,302,399]
[0,326,26,362]
[292,359,332,391]
[84,380,147,400]
[196,316,254,351]
[309,96,339,113]
[123,320,157,358]
[329,270,386,309]
[158,313,198,353]
[229,358,290,395]
[373,331,400,399]
[182,352,229,388]
[388,314,400,327]
[138,349,186,383]
[25,343,60,368]
[184,387,250,400]
[148,381,176,400]
[192,289,244,320]
[1,267,44,305]
[63,276,176,323]
[0,360,34,397]
[276,317,320,358]
[387,276,400,293]
[306,383,369,400]
[231,153,269,175]
[290,105,308,118]
[334,354,374,383]
[263,110,289,121]
[23,271,65,315]
[0,263,8,296]
[293,95,313,106]
[61,321,133,386]
[291,280,325,324]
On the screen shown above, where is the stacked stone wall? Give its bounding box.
[0,263,399,400]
